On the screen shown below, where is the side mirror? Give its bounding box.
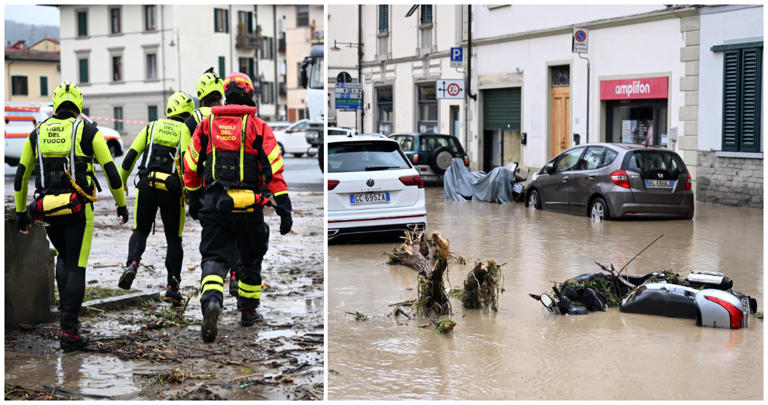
[544,162,554,174]
[540,292,555,310]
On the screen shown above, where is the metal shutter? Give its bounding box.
[482,88,521,131]
[378,5,388,33]
[722,50,741,151]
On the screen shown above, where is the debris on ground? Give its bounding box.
[461,260,505,311]
[434,319,456,334]
[389,231,452,316]
[345,311,368,321]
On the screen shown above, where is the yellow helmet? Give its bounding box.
[196,67,224,100]
[52,81,84,114]
[166,92,195,118]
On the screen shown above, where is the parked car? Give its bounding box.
[5,104,124,166]
[389,132,469,183]
[327,134,427,241]
[525,143,694,220]
[273,119,315,157]
[327,127,356,137]
[268,121,291,132]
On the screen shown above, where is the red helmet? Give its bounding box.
[223,72,255,100]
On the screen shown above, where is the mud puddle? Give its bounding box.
[5,185,324,400]
[328,188,763,400]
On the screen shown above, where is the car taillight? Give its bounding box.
[705,295,744,329]
[685,173,691,191]
[463,156,470,166]
[399,175,424,188]
[412,154,420,164]
[610,170,630,189]
[328,180,339,190]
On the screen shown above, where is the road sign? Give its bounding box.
[335,82,362,111]
[450,47,463,68]
[572,28,588,53]
[436,79,464,99]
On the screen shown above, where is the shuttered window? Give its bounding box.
[214,8,229,33]
[378,5,389,33]
[483,88,521,131]
[77,11,88,37]
[78,58,89,84]
[148,105,158,122]
[420,5,433,25]
[722,47,762,152]
[218,56,226,78]
[39,76,48,96]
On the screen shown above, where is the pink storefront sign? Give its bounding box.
[600,77,669,100]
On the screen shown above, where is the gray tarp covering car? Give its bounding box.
[443,158,526,204]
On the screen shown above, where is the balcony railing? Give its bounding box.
[236,34,257,50]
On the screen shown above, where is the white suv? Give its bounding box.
[327,135,427,241]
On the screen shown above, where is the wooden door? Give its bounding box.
[551,86,570,157]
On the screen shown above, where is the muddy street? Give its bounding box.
[5,158,324,400]
[328,188,763,400]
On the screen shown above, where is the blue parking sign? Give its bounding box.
[450,47,462,68]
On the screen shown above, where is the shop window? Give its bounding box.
[722,47,762,152]
[377,86,393,135]
[417,84,437,133]
[606,100,667,147]
[11,75,28,96]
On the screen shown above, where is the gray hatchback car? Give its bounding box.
[525,143,694,219]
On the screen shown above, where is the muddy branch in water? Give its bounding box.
[389,231,452,316]
[461,261,505,311]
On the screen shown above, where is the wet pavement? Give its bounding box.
[328,188,763,400]
[4,160,324,400]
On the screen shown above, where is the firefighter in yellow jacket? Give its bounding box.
[117,92,195,305]
[14,82,129,351]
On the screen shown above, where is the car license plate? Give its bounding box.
[350,192,390,205]
[645,179,674,189]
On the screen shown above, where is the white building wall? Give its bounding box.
[471,5,687,170]
[327,5,359,130]
[698,5,764,151]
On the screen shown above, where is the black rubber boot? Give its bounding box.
[60,327,89,352]
[201,301,220,343]
[229,271,238,297]
[241,310,264,327]
[118,261,139,290]
[164,285,183,306]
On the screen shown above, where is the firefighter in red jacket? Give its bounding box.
[183,72,292,343]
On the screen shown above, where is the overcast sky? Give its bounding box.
[5,5,59,26]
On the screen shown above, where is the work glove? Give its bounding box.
[117,205,129,224]
[187,189,202,220]
[16,211,31,234]
[274,194,293,235]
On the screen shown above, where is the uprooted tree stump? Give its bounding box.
[462,260,504,311]
[389,231,452,316]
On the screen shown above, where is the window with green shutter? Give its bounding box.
[114,107,124,132]
[247,11,253,34]
[379,5,389,33]
[148,105,158,122]
[39,76,48,96]
[721,46,762,152]
[420,5,433,25]
[11,76,28,96]
[77,11,88,37]
[214,8,228,33]
[79,58,89,83]
[218,56,226,78]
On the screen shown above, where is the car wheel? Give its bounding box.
[429,146,453,175]
[5,158,19,167]
[590,197,608,220]
[528,189,542,209]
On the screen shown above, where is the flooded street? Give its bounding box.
[328,188,763,400]
[5,158,324,400]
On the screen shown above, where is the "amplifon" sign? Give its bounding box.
[599,77,668,100]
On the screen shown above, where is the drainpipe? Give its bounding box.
[464,5,477,159]
[358,4,364,133]
[229,5,234,74]
[161,5,167,102]
[274,5,279,120]
[254,5,260,114]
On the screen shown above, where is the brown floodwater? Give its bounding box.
[328,189,763,400]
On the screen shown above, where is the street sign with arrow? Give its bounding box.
[436,79,465,99]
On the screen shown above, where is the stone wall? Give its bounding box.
[696,151,763,208]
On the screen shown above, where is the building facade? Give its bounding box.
[5,39,60,103]
[353,5,465,138]
[59,5,292,143]
[284,4,324,122]
[327,5,360,130]
[696,5,763,208]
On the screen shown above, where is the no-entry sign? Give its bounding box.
[572,27,588,53]
[436,79,465,99]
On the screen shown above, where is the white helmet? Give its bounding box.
[695,289,746,329]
